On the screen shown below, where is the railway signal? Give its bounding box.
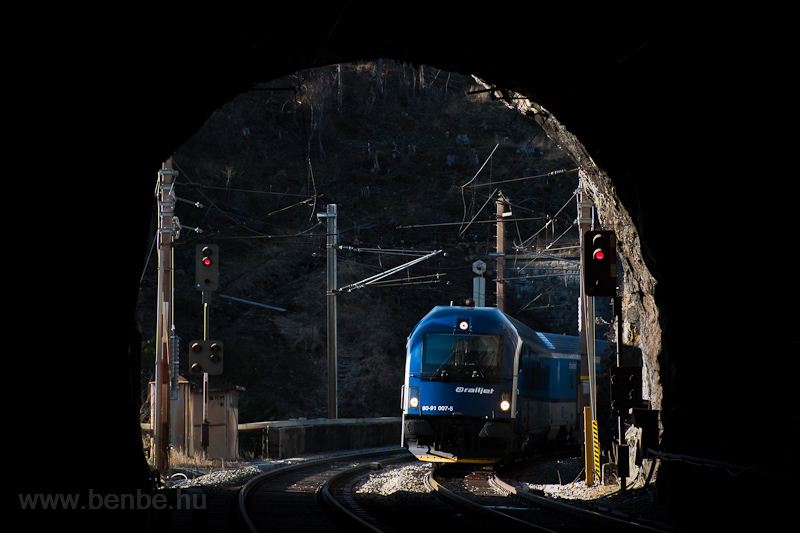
[195,244,219,291]
[189,340,224,375]
[610,366,642,417]
[582,230,617,297]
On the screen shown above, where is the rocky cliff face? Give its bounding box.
[484,83,665,412]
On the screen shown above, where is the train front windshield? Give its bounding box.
[422,333,503,381]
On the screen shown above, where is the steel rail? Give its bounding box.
[238,448,408,533]
[424,471,558,532]
[320,453,417,532]
[490,474,672,533]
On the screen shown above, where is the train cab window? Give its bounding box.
[422,333,502,381]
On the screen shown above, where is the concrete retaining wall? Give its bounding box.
[239,417,401,460]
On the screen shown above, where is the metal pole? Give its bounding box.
[154,266,164,473]
[577,180,593,421]
[495,194,506,312]
[202,291,210,455]
[587,295,596,418]
[576,176,596,485]
[319,204,338,419]
[154,159,175,477]
[584,407,594,485]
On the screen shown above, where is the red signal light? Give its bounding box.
[195,244,219,291]
[593,250,605,260]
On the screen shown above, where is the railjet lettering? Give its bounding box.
[455,387,494,395]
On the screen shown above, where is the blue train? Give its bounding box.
[401,305,607,463]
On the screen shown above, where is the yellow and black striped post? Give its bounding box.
[584,407,601,485]
[592,419,601,482]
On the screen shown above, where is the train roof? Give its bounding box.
[533,330,615,358]
[415,305,614,358]
[504,312,614,358]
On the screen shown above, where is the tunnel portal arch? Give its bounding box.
[152,15,666,412]
[148,16,673,480]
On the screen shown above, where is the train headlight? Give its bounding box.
[500,390,512,411]
[408,386,420,410]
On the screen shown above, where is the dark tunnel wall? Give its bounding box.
[14,7,793,530]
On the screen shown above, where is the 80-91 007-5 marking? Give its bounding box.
[421,405,454,412]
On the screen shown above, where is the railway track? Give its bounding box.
[323,458,502,533]
[428,463,673,533]
[323,457,674,533]
[238,449,411,532]
[166,451,675,532]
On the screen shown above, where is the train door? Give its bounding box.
[516,345,529,434]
